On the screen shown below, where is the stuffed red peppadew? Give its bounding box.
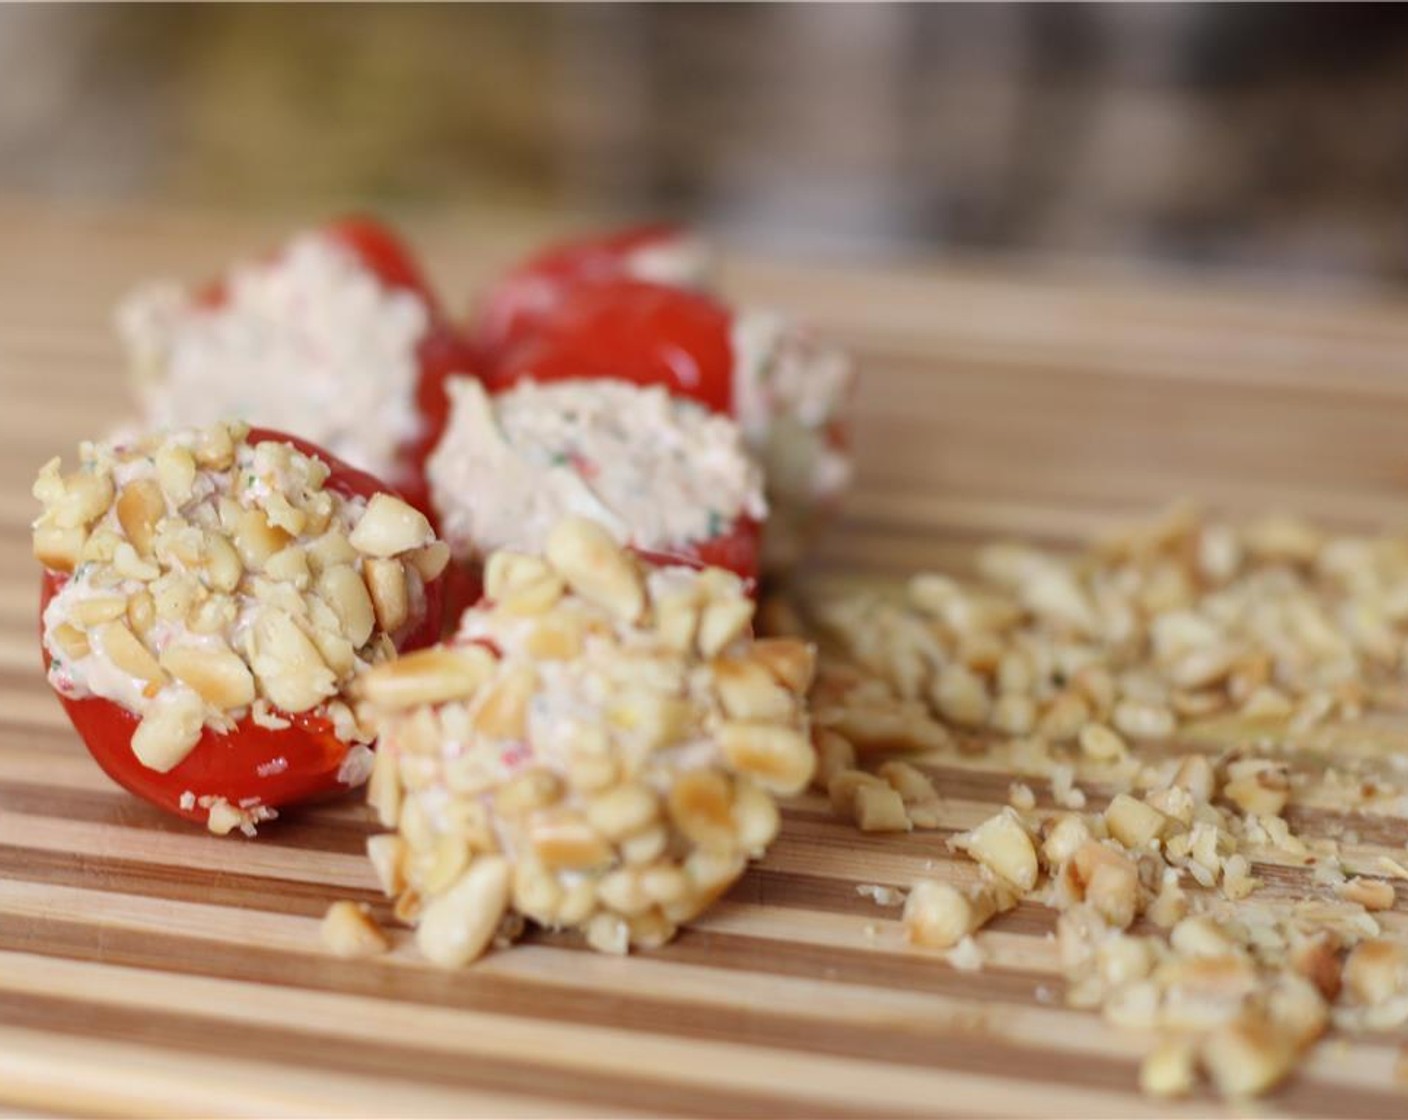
[33,421,448,834]
[486,270,854,571]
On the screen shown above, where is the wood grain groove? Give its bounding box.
[0,990,861,1120]
[0,929,1110,1093]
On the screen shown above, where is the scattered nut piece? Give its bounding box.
[321,901,390,959]
[1139,1038,1195,1099]
[1105,793,1168,850]
[1337,878,1395,912]
[1079,723,1127,762]
[876,760,937,804]
[903,878,1011,950]
[852,783,911,833]
[953,809,1038,892]
[799,505,1408,1103]
[1343,940,1408,1006]
[1200,1017,1298,1099]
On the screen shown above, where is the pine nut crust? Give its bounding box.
[355,519,815,965]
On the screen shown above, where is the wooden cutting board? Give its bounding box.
[2,198,1408,1117]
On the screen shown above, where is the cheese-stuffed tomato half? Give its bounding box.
[352,520,816,967]
[479,223,711,362]
[426,376,765,611]
[490,277,854,573]
[117,217,477,518]
[32,421,448,834]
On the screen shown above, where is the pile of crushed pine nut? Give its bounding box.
[782,502,1408,1100]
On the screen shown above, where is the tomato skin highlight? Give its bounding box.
[38,429,445,826]
[480,223,696,359]
[489,280,735,415]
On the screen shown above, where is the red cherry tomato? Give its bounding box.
[490,280,735,414]
[480,223,696,359]
[439,562,484,639]
[634,515,761,590]
[38,429,445,828]
[194,219,478,521]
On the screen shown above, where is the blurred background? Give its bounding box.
[3,3,1408,283]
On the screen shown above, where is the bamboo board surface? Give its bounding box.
[3,198,1408,1117]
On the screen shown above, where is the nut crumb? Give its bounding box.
[904,877,1014,950]
[1376,856,1408,881]
[1200,1017,1297,1099]
[201,795,276,837]
[1139,1038,1195,1098]
[856,883,907,907]
[321,900,389,959]
[1337,878,1396,912]
[800,504,1408,1102]
[946,935,985,973]
[953,809,1038,892]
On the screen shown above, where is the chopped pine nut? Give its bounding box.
[321,901,390,958]
[1139,1039,1195,1098]
[1079,723,1127,762]
[904,880,978,949]
[1337,878,1396,912]
[852,783,911,832]
[1200,1017,1298,1099]
[1105,793,1168,850]
[953,809,1038,892]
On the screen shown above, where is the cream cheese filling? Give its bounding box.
[428,378,765,562]
[729,308,854,506]
[117,234,431,485]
